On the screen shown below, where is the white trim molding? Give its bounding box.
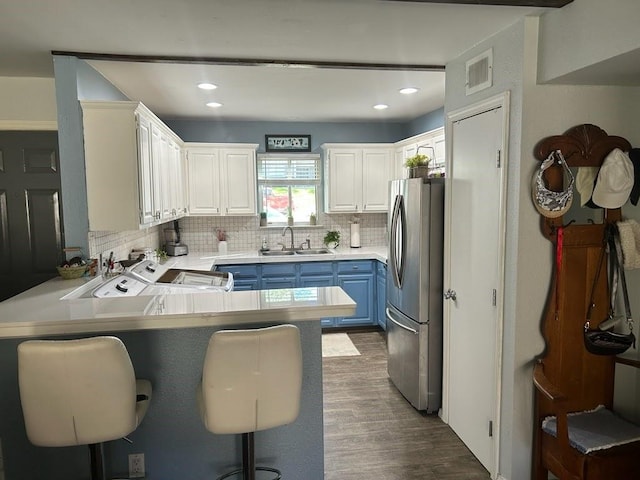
[0,120,57,131]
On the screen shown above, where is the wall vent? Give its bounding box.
[466,49,493,96]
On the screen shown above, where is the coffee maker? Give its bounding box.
[164,220,189,256]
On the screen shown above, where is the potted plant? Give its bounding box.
[154,248,168,264]
[309,213,317,225]
[259,211,267,227]
[404,153,430,178]
[323,230,340,249]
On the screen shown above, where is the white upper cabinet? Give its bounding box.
[221,148,257,215]
[185,143,258,216]
[81,101,185,231]
[136,112,155,226]
[394,127,445,179]
[361,148,393,211]
[323,144,393,213]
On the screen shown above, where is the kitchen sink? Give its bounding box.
[295,248,332,255]
[259,248,333,256]
[259,250,296,256]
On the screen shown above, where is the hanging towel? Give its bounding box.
[617,219,640,270]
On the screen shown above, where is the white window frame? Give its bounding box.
[257,153,322,226]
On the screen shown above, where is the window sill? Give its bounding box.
[259,225,326,230]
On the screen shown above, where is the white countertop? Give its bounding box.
[0,279,354,339]
[0,246,385,339]
[171,245,387,268]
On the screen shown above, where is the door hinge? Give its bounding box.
[492,289,497,306]
[496,150,501,168]
[489,420,493,437]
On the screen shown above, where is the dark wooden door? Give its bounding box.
[0,131,63,301]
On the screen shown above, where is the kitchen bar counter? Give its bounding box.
[0,279,354,339]
[0,251,363,479]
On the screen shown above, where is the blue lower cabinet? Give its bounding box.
[261,263,297,290]
[336,260,375,327]
[215,265,260,291]
[376,262,387,330]
[337,273,375,327]
[262,277,297,289]
[232,280,260,291]
[217,260,381,329]
[300,275,337,327]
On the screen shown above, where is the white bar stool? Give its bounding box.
[197,324,302,480]
[17,336,152,480]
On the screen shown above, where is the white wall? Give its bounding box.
[445,12,640,480]
[0,77,57,128]
[538,0,640,83]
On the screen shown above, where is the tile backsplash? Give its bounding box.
[179,213,387,253]
[88,226,162,261]
[87,213,387,261]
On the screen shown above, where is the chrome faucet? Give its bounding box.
[299,234,311,250]
[282,226,295,250]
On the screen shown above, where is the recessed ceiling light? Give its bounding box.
[206,102,222,108]
[399,87,419,95]
[198,83,218,90]
[373,104,389,110]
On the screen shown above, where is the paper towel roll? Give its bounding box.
[350,223,361,248]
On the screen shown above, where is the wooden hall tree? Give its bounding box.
[532,124,640,480]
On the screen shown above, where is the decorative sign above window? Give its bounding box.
[265,135,311,153]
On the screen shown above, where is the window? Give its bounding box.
[257,153,321,225]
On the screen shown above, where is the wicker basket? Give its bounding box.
[57,265,87,280]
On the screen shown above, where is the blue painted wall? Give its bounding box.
[405,107,445,138]
[54,57,130,254]
[165,119,409,151]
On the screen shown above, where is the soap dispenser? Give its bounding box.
[261,237,269,251]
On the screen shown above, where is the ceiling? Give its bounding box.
[0,0,552,122]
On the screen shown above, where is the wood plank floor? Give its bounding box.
[323,330,490,480]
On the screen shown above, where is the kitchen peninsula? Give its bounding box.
[0,257,356,480]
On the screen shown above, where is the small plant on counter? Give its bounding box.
[323,230,341,249]
[154,248,168,263]
[309,213,317,225]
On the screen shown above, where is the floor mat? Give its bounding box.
[322,333,361,357]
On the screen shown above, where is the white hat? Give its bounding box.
[575,166,599,207]
[592,148,633,209]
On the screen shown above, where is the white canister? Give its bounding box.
[350,223,361,248]
[218,240,228,255]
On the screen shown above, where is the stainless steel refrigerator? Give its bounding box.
[387,177,444,413]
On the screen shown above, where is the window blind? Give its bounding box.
[257,155,321,181]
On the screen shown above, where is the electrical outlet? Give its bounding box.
[128,453,145,478]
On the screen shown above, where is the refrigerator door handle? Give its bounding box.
[390,194,399,286]
[390,194,406,288]
[386,308,418,334]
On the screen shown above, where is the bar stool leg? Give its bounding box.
[89,443,106,480]
[242,432,255,480]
